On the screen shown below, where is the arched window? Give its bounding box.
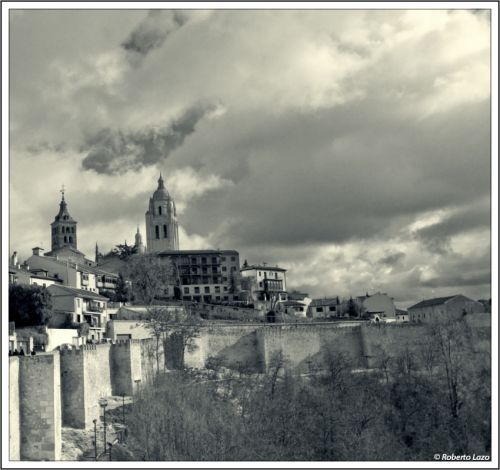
[163,225,167,238]
[155,225,160,239]
[158,206,162,215]
[72,227,75,233]
[64,236,67,243]
[69,236,73,243]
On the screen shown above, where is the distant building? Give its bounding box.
[157,249,241,303]
[48,285,109,341]
[9,251,63,287]
[281,291,312,317]
[26,247,118,297]
[356,293,396,319]
[145,174,179,253]
[407,294,484,323]
[240,264,288,306]
[396,309,409,322]
[308,297,341,319]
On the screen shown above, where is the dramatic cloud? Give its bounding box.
[121,10,188,57]
[81,103,215,174]
[9,9,493,306]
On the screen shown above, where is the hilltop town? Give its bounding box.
[8,174,492,462]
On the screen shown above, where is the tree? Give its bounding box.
[114,272,130,302]
[9,284,53,327]
[347,297,359,317]
[112,242,138,260]
[126,254,176,305]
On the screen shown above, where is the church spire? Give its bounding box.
[158,173,165,189]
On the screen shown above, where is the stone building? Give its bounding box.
[157,249,241,302]
[407,294,484,323]
[145,174,179,253]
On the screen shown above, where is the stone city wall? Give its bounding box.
[18,353,62,461]
[9,357,20,461]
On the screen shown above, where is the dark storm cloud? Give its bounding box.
[81,103,214,174]
[178,99,490,249]
[378,252,406,267]
[121,10,188,56]
[415,202,490,253]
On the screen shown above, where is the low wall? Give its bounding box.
[19,353,61,460]
[9,357,20,461]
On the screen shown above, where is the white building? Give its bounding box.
[240,264,288,308]
[48,285,109,341]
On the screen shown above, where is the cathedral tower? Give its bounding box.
[135,226,146,254]
[145,174,179,253]
[51,188,77,252]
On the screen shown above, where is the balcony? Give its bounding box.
[85,303,103,313]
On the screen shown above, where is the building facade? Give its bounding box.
[240,265,288,306]
[157,249,241,302]
[48,285,109,341]
[145,174,179,253]
[408,294,484,323]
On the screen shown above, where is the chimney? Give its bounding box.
[11,251,18,266]
[32,247,44,257]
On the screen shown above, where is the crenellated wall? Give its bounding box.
[18,353,62,461]
[11,320,490,461]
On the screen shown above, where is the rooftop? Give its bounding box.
[408,295,464,310]
[310,298,339,307]
[240,265,287,272]
[158,249,239,256]
[48,284,108,301]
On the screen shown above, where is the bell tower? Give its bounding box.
[145,174,179,253]
[51,186,78,252]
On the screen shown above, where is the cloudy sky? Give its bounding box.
[9,8,492,307]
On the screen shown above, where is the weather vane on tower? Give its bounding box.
[60,184,65,200]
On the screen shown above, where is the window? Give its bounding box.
[202,267,208,274]
[155,225,160,239]
[194,287,200,294]
[215,286,220,293]
[222,266,227,272]
[191,257,197,264]
[275,272,278,279]
[183,287,189,294]
[69,236,73,243]
[221,257,226,262]
[163,225,167,238]
[231,266,236,272]
[64,236,67,243]
[329,306,336,312]
[204,286,210,293]
[201,257,207,264]
[216,296,221,301]
[316,307,324,313]
[259,272,262,276]
[72,227,75,233]
[211,257,217,264]
[231,257,236,262]
[223,277,228,282]
[223,296,228,301]
[158,206,162,215]
[224,286,228,291]
[259,282,263,287]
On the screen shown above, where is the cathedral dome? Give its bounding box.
[152,174,170,200]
